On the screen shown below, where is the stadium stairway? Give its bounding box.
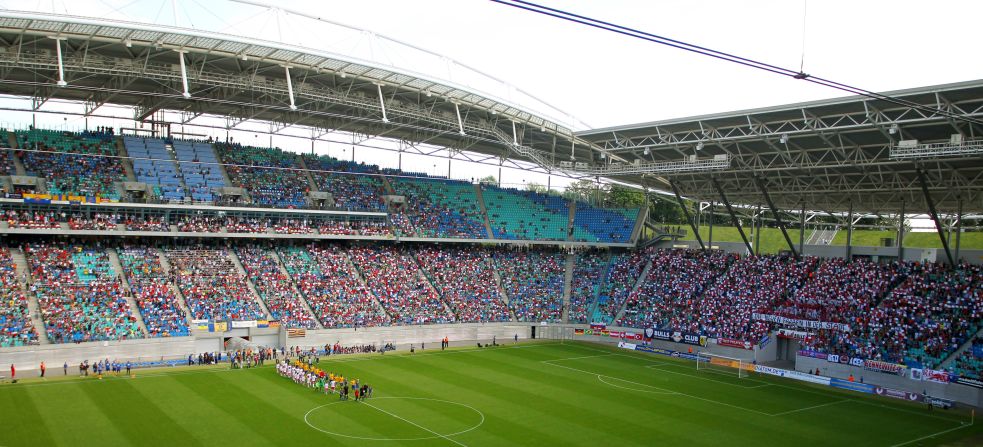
[612,257,654,323]
[940,326,983,369]
[106,247,150,337]
[473,184,495,239]
[567,202,577,241]
[228,250,274,321]
[8,133,26,176]
[114,138,137,182]
[343,249,394,321]
[10,247,49,344]
[562,253,574,322]
[490,268,518,321]
[296,155,320,194]
[411,252,457,320]
[269,248,323,329]
[628,204,648,243]
[155,248,195,325]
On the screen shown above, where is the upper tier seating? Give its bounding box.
[482,185,573,241]
[571,202,639,243]
[304,155,387,211]
[172,140,226,202]
[124,136,185,202]
[389,178,487,238]
[17,129,125,199]
[279,245,389,328]
[216,144,309,208]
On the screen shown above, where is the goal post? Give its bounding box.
[695,352,751,378]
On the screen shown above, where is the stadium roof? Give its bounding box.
[0,11,596,176]
[577,80,983,215]
[0,11,981,217]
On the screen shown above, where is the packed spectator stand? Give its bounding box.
[494,248,565,322]
[279,244,390,328]
[118,247,190,337]
[26,242,143,343]
[235,246,318,329]
[216,143,310,208]
[348,245,453,325]
[164,248,266,322]
[0,248,38,347]
[568,250,606,324]
[415,246,510,322]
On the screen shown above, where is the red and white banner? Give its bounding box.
[607,331,643,341]
[922,368,950,384]
[716,337,754,350]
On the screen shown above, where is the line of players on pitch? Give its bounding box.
[276,358,372,401]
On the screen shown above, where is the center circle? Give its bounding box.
[304,396,485,441]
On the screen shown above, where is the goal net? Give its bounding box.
[695,352,751,378]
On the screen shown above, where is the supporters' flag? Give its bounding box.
[287,328,306,338]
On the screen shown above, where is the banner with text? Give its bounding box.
[863,359,906,376]
[752,313,850,331]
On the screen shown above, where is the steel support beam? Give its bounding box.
[669,179,704,250]
[376,84,388,123]
[955,198,963,263]
[52,37,67,87]
[754,176,799,259]
[846,202,854,259]
[176,51,190,98]
[898,200,906,261]
[284,66,297,111]
[798,202,806,255]
[708,201,714,248]
[711,178,752,253]
[917,169,955,265]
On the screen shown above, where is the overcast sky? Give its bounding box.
[2,0,981,205]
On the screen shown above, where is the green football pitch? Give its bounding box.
[0,341,979,446]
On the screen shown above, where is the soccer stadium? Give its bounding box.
[0,1,982,445]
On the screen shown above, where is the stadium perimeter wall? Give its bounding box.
[795,355,983,407]
[567,325,766,362]
[0,323,535,374]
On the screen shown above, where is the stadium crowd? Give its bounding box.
[494,248,564,322]
[348,245,453,325]
[279,245,390,328]
[235,247,318,329]
[165,248,266,322]
[416,246,510,322]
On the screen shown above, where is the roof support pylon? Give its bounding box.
[455,103,465,135]
[376,84,389,123]
[176,50,190,98]
[284,66,297,111]
[712,178,753,254]
[669,179,705,250]
[754,175,799,260]
[917,169,955,265]
[52,37,67,87]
